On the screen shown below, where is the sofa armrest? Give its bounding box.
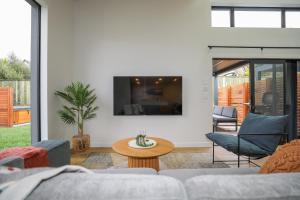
[33,140,71,167]
[159,168,260,182]
[238,133,288,136]
[0,156,24,169]
[238,133,288,144]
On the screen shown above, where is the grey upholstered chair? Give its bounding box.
[213,106,238,131]
[207,113,289,167]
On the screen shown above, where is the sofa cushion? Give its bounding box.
[25,174,187,200]
[213,106,223,115]
[259,139,300,174]
[206,132,268,157]
[0,156,24,169]
[213,114,237,123]
[239,113,288,154]
[159,168,259,182]
[221,106,237,118]
[0,167,52,184]
[94,168,158,175]
[184,173,300,200]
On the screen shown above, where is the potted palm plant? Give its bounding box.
[55,82,98,152]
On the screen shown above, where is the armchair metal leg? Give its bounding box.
[213,122,217,132]
[212,142,215,164]
[248,155,250,167]
[238,135,240,168]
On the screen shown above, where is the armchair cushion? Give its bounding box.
[221,107,237,118]
[206,132,268,157]
[239,113,288,154]
[213,114,237,123]
[213,106,223,115]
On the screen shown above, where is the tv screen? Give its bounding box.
[114,76,182,115]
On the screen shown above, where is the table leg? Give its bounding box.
[128,156,159,171]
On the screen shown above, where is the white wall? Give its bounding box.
[72,0,212,147]
[45,0,300,147]
[209,28,300,58]
[46,0,74,141]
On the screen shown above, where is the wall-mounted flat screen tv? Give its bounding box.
[114,76,182,115]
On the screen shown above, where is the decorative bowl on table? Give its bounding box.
[128,135,157,149]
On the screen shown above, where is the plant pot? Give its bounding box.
[72,134,90,152]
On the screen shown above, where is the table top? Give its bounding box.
[112,137,174,158]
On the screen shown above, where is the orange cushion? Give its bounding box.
[259,139,300,174]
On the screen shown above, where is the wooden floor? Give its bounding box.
[71,146,267,168]
[72,126,269,168]
[71,147,211,165]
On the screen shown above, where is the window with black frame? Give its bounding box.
[211,6,300,28]
[0,0,41,150]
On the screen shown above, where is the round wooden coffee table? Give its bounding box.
[112,137,174,171]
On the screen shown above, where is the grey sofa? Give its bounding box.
[1,167,299,200]
[33,140,71,167]
[0,140,70,168]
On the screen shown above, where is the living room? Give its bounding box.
[0,0,300,199]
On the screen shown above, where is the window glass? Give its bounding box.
[0,0,32,149]
[286,11,300,28]
[235,10,281,28]
[211,10,231,27]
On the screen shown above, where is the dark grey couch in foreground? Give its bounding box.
[0,167,299,200]
[33,140,70,167]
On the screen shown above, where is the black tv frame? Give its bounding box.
[113,76,182,116]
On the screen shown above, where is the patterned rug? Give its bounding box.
[80,152,229,169]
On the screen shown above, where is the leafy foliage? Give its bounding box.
[55,82,99,136]
[0,53,31,80]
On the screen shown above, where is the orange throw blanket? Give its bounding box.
[0,147,49,168]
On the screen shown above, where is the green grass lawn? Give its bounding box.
[0,125,31,150]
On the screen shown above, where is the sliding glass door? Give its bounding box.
[249,60,299,140]
[213,58,299,140]
[250,61,285,116]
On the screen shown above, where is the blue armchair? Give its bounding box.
[206,113,289,167]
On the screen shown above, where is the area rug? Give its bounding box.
[81,152,229,169]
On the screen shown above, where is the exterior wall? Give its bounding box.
[0,87,31,126]
[0,88,13,127]
[230,83,249,123]
[13,110,31,125]
[218,83,249,123]
[218,87,231,106]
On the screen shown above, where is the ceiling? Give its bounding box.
[213,59,247,73]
